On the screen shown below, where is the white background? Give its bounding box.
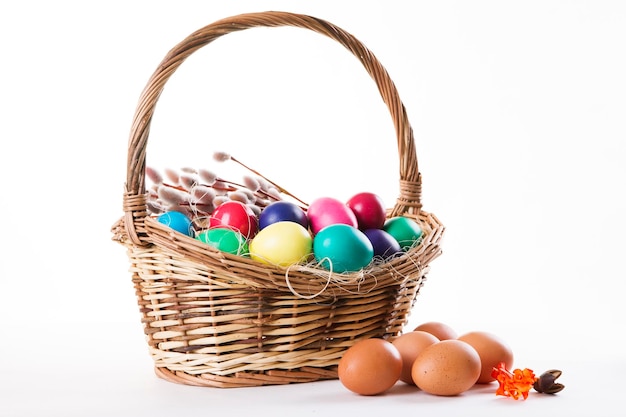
[1,1,624,415]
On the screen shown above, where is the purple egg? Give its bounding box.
[259,201,309,230]
[363,228,402,261]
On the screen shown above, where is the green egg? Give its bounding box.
[383,216,423,250]
[196,227,249,256]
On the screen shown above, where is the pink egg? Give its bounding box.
[307,197,358,235]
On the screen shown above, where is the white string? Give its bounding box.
[284,258,333,299]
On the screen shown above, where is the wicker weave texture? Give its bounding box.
[112,11,444,388]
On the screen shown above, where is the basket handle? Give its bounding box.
[123,11,422,245]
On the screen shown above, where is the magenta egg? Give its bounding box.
[307,197,358,235]
[346,192,387,230]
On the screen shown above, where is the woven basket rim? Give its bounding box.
[112,209,444,297]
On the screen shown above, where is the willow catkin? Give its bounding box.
[180,167,197,174]
[146,166,163,185]
[192,185,216,203]
[242,175,261,192]
[239,188,256,202]
[146,199,164,215]
[247,204,262,217]
[256,176,272,193]
[164,168,180,185]
[266,187,281,200]
[212,151,231,162]
[228,191,251,204]
[198,169,217,185]
[213,195,229,207]
[212,180,233,193]
[179,173,198,191]
[158,185,188,206]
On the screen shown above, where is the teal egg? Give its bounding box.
[157,211,194,237]
[313,224,374,273]
[196,227,249,256]
[383,216,423,250]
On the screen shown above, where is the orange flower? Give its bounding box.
[491,361,537,400]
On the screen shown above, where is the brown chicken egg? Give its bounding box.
[338,338,402,396]
[413,321,458,340]
[457,331,514,384]
[411,339,481,396]
[391,331,440,384]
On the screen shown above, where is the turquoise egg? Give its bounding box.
[157,211,194,237]
[313,224,374,273]
[196,227,249,256]
[383,216,423,250]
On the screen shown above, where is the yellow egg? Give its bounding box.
[249,221,312,267]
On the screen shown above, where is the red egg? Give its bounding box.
[209,201,259,239]
[346,192,387,230]
[307,197,358,235]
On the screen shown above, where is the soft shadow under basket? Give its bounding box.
[112,11,445,388]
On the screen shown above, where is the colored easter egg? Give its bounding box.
[346,192,387,230]
[313,224,374,272]
[307,197,358,235]
[157,211,194,237]
[249,221,313,267]
[209,201,259,239]
[363,228,402,261]
[259,201,308,230]
[383,216,423,250]
[196,228,249,255]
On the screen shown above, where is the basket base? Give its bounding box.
[154,366,338,388]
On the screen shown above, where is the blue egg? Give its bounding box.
[363,228,402,261]
[313,224,373,273]
[259,201,309,230]
[157,211,194,237]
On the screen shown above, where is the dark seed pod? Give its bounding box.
[533,369,565,394]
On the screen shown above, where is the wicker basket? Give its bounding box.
[111,11,444,388]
